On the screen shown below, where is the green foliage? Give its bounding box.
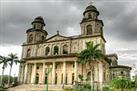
[63,87,73,91]
[0,75,18,85]
[103,86,110,91]
[110,77,131,91]
[134,76,137,88]
[62,83,91,91]
[0,56,8,68]
[78,75,84,81]
[77,42,104,91]
[73,83,91,91]
[78,42,104,64]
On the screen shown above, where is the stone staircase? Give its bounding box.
[7,84,73,91]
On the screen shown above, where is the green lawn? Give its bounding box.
[109,88,136,91]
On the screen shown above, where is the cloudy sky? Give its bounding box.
[0,0,137,76]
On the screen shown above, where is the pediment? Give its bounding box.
[46,34,70,42]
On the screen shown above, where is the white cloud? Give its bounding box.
[0,45,22,57]
[0,45,21,76]
[69,5,81,13]
[65,27,79,36]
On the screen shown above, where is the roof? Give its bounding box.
[83,5,99,16]
[106,53,118,60]
[110,65,132,70]
[26,28,48,35]
[31,16,45,26]
[86,5,97,11]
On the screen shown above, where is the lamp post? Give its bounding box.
[45,65,52,91]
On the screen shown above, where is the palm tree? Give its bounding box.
[0,55,8,87]
[78,42,104,90]
[7,53,19,86]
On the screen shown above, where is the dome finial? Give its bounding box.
[88,1,93,5]
[57,30,59,35]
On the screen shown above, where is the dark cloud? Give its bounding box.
[116,50,137,65]
[0,0,137,46]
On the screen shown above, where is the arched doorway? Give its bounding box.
[45,73,48,84]
[36,73,39,84]
[87,72,91,81]
[72,73,74,84]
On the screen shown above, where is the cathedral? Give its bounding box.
[15,4,131,91]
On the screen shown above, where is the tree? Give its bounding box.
[133,76,137,91]
[78,42,104,91]
[0,56,8,87]
[111,77,131,91]
[7,53,20,86]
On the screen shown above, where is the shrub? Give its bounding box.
[63,87,73,91]
[103,86,110,91]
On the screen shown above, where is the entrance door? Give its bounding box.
[36,73,39,84]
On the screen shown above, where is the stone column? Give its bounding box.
[32,63,37,84]
[21,64,25,84]
[42,63,45,84]
[52,62,55,84]
[99,62,103,83]
[24,63,28,83]
[63,62,66,84]
[27,64,30,83]
[98,62,103,90]
[74,61,78,83]
[95,63,99,81]
[18,64,22,83]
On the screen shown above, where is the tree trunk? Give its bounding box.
[8,65,12,86]
[121,88,124,91]
[0,67,4,87]
[92,67,95,91]
[89,62,94,91]
[82,64,84,76]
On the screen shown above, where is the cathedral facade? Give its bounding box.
[17,4,128,90]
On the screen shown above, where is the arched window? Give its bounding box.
[55,73,57,84]
[26,49,31,57]
[87,25,92,35]
[72,73,74,84]
[63,45,68,54]
[54,46,59,55]
[45,47,50,56]
[45,73,48,84]
[61,73,63,84]
[88,13,91,18]
[65,73,67,84]
[121,71,124,76]
[33,24,36,29]
[28,34,33,43]
[42,36,45,40]
[87,72,91,81]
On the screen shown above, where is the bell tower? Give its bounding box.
[80,4,104,36]
[26,16,48,44]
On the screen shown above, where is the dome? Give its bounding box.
[83,5,99,16]
[32,16,45,26]
[85,5,97,11]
